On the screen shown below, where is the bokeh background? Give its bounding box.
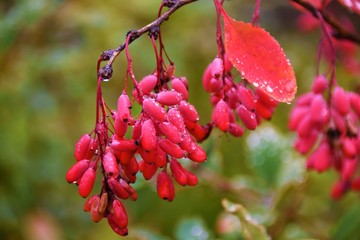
[1,0,360,239]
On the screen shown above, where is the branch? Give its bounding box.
[97,0,199,80]
[290,0,360,44]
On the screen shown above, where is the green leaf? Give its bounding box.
[222,199,271,240]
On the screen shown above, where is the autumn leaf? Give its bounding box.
[221,8,297,103]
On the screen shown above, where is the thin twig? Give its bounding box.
[290,0,360,44]
[98,0,199,79]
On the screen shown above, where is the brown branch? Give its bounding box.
[290,0,360,44]
[97,0,199,80]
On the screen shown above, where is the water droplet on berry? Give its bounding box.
[102,78,110,82]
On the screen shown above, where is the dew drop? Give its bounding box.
[253,82,259,87]
[102,78,110,82]
[266,85,273,93]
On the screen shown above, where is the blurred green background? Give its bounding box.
[1,0,359,239]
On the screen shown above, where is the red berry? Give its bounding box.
[143,98,167,122]
[139,161,158,180]
[107,213,128,236]
[157,171,175,201]
[103,148,119,178]
[188,145,207,163]
[167,108,186,132]
[140,119,157,151]
[139,74,158,95]
[172,77,189,100]
[170,159,188,186]
[159,139,184,158]
[111,139,138,152]
[66,159,90,183]
[112,199,128,229]
[117,92,132,122]
[108,177,129,199]
[236,104,257,130]
[238,86,256,111]
[78,167,96,198]
[74,134,92,161]
[212,99,230,131]
[156,90,183,106]
[312,75,328,94]
[83,194,99,212]
[210,57,224,79]
[333,86,350,115]
[159,121,183,144]
[178,101,199,122]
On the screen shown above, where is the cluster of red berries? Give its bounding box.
[289,75,360,199]
[202,56,278,136]
[66,66,210,235]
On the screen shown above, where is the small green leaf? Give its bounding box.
[222,199,271,240]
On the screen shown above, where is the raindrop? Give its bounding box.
[102,78,110,82]
[266,85,273,93]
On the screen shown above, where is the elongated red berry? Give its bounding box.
[108,177,129,199]
[139,161,158,180]
[202,63,212,92]
[159,121,182,144]
[74,134,92,161]
[342,158,357,180]
[139,148,156,164]
[140,119,157,151]
[228,123,244,137]
[157,171,175,201]
[308,142,332,172]
[167,108,186,132]
[143,98,167,122]
[66,159,90,183]
[289,106,309,131]
[212,99,230,131]
[178,101,199,122]
[333,86,350,115]
[155,145,167,167]
[342,138,357,158]
[172,77,189,100]
[159,139,184,158]
[111,139,138,152]
[331,181,346,200]
[90,195,104,223]
[139,74,158,95]
[103,148,119,178]
[107,213,128,236]
[112,199,128,229]
[78,167,96,198]
[84,194,99,212]
[117,92,132,122]
[255,102,273,120]
[188,145,207,163]
[188,123,211,142]
[310,94,329,124]
[312,75,328,94]
[114,112,128,137]
[156,90,183,106]
[132,120,142,140]
[183,169,198,186]
[236,104,257,130]
[296,115,313,139]
[256,88,278,108]
[211,57,224,78]
[238,86,256,111]
[294,131,318,154]
[118,150,135,165]
[209,78,223,93]
[170,159,187,186]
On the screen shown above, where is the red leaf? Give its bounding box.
[221,9,297,103]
